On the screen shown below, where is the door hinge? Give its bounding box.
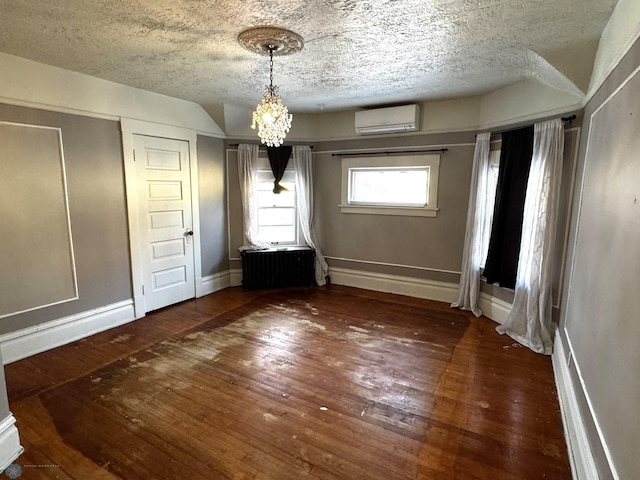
[133,149,136,162]
[142,284,145,295]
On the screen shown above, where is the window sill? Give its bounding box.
[338,204,439,217]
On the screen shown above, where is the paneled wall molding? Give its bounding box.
[0,414,23,473]
[0,121,79,319]
[560,60,639,480]
[0,300,135,365]
[552,331,600,480]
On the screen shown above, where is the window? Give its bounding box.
[479,150,501,268]
[340,154,440,217]
[256,168,297,244]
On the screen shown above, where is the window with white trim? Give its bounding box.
[340,154,440,217]
[256,168,298,245]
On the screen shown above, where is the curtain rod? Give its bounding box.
[331,148,448,157]
[488,115,577,137]
[228,143,313,149]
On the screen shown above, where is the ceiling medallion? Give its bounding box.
[237,27,304,56]
[238,27,304,147]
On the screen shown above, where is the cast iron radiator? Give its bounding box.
[240,247,316,290]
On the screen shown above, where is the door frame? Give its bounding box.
[121,118,203,318]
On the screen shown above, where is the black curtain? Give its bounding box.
[266,146,292,194]
[483,126,534,289]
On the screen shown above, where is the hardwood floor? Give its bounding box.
[5,286,571,479]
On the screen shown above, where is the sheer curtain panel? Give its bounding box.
[451,132,491,316]
[238,144,270,250]
[496,118,564,354]
[292,146,329,285]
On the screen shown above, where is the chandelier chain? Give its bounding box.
[269,46,274,89]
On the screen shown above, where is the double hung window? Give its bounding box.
[255,168,297,245]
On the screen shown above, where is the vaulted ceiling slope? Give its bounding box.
[0,0,618,116]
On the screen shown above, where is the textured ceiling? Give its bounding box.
[0,0,618,115]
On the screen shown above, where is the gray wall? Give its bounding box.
[313,133,475,284]
[0,104,131,336]
[197,135,229,276]
[0,107,230,338]
[558,36,640,480]
[226,127,580,306]
[225,134,475,282]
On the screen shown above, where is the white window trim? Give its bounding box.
[340,154,440,217]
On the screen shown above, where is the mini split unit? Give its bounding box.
[354,104,421,135]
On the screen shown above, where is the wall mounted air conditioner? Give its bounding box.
[355,104,421,135]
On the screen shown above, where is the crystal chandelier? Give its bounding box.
[251,46,292,147]
[238,27,304,147]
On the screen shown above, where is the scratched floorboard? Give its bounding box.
[6,285,570,479]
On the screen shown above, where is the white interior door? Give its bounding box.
[133,134,195,312]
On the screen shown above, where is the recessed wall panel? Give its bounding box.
[0,122,78,318]
[565,68,640,480]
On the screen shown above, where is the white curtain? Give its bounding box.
[451,132,492,317]
[237,144,270,250]
[292,145,329,285]
[496,118,564,354]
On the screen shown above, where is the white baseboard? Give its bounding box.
[200,270,232,296]
[0,415,23,472]
[0,300,135,364]
[478,292,512,325]
[328,266,458,304]
[328,266,511,325]
[552,330,600,480]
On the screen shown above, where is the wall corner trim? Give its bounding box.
[552,329,600,480]
[0,414,23,473]
[0,300,135,364]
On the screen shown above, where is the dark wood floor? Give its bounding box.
[5,285,571,479]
